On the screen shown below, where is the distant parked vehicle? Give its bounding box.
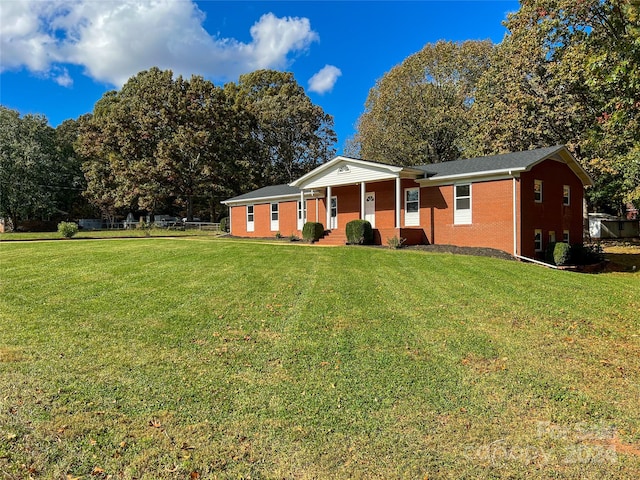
[154,216,183,228]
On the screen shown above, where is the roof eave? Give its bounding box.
[416,168,526,184]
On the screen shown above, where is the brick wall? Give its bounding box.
[520,160,585,258]
[422,178,516,254]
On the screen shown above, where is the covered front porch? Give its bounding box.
[289,156,428,246]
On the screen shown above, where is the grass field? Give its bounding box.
[1,238,639,479]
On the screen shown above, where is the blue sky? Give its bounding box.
[0,0,519,153]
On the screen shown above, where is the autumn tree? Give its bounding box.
[469,0,640,213]
[228,70,337,185]
[0,106,57,229]
[348,40,493,165]
[78,68,251,220]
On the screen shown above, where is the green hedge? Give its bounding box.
[220,217,229,233]
[346,219,373,245]
[553,242,571,266]
[302,222,324,242]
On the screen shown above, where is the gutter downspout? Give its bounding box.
[514,254,560,269]
[511,172,517,256]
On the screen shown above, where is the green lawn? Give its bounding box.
[1,238,639,479]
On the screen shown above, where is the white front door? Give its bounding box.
[297,200,306,230]
[365,192,375,227]
[330,196,338,229]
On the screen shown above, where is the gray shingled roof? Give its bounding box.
[223,184,300,203]
[414,145,565,178]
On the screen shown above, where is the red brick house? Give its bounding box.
[222,146,592,258]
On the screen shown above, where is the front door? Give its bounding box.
[330,196,338,229]
[297,200,306,230]
[365,192,375,227]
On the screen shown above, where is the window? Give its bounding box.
[454,183,472,225]
[549,231,556,244]
[563,230,570,243]
[405,188,419,226]
[534,229,543,252]
[270,203,279,231]
[246,205,254,232]
[534,180,543,203]
[563,185,570,206]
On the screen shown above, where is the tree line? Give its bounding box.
[1,1,638,230]
[0,69,336,229]
[348,0,639,215]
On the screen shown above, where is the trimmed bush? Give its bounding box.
[553,242,572,266]
[346,219,373,245]
[570,243,604,265]
[545,242,557,264]
[220,217,230,233]
[57,221,79,238]
[302,222,324,242]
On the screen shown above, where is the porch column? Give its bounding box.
[326,185,332,229]
[300,189,305,225]
[395,176,401,228]
[360,182,366,219]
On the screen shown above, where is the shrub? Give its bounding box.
[219,217,229,233]
[275,231,283,239]
[387,235,406,249]
[553,242,572,266]
[57,221,79,239]
[138,219,151,236]
[302,222,324,242]
[346,219,373,245]
[545,242,557,264]
[570,243,604,265]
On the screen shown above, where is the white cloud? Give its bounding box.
[0,0,319,86]
[308,65,342,94]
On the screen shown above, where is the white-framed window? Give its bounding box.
[534,229,543,252]
[246,204,254,232]
[563,185,570,206]
[549,231,556,244]
[454,183,472,225]
[563,230,570,243]
[404,187,419,226]
[270,203,279,231]
[534,180,543,203]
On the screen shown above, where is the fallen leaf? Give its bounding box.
[149,419,162,428]
[92,466,105,475]
[190,472,200,479]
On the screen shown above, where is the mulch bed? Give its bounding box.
[405,244,515,261]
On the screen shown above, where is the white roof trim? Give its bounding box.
[222,190,322,206]
[417,168,526,185]
[289,155,404,188]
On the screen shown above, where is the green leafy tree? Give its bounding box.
[230,70,337,185]
[54,118,90,218]
[349,40,493,165]
[78,68,250,220]
[469,0,640,213]
[0,106,57,229]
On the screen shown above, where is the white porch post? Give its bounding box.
[395,176,401,228]
[300,189,305,225]
[326,185,332,229]
[360,182,366,219]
